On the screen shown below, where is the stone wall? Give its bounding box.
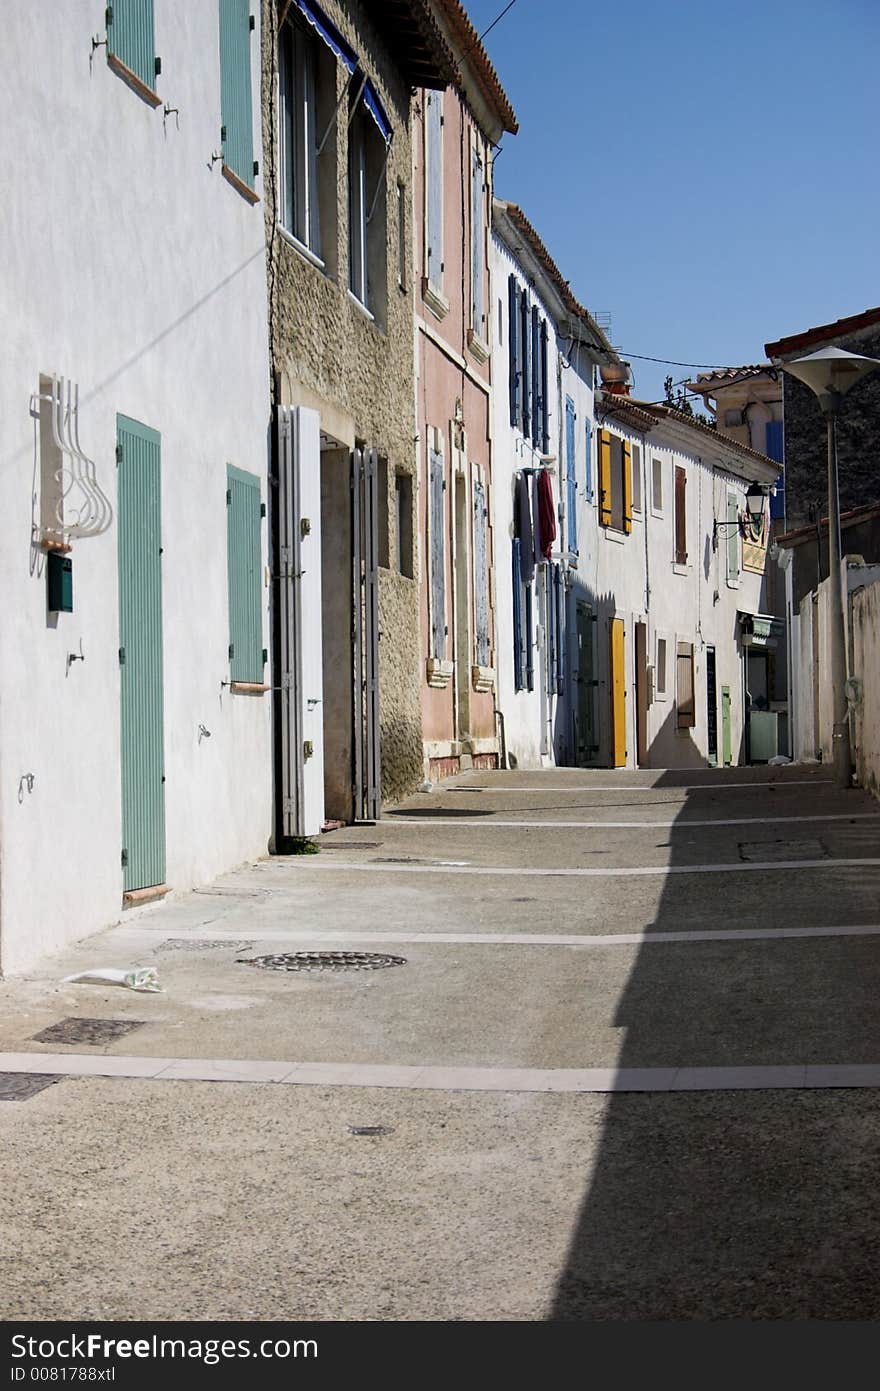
[852,578,880,798]
[782,325,880,530]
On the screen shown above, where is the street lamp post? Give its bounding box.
[778,347,880,788]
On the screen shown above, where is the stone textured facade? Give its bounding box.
[260,0,423,808]
[780,324,880,531]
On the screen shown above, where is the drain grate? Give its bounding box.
[31,1017,145,1046]
[348,1124,394,1137]
[237,951,406,973]
[0,1073,63,1101]
[738,838,827,863]
[157,939,245,953]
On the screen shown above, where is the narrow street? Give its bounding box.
[2,765,880,1320]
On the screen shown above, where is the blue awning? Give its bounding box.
[291,0,357,74]
[362,78,393,144]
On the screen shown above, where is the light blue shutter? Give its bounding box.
[565,396,577,554]
[512,539,524,690]
[585,419,592,500]
[227,465,263,680]
[219,0,255,188]
[525,581,534,691]
[430,449,446,657]
[471,148,484,333]
[727,493,740,582]
[107,0,157,89]
[540,320,550,454]
[554,563,565,693]
[473,479,489,667]
[508,277,520,427]
[426,91,443,289]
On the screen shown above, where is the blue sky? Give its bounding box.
[467,0,879,403]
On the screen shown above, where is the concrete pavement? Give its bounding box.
[1,764,880,1319]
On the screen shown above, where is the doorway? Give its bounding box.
[609,616,626,768]
[634,621,648,767]
[352,446,381,821]
[721,685,732,766]
[706,645,718,766]
[575,601,596,764]
[453,472,471,742]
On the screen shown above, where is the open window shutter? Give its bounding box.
[674,466,687,563]
[430,449,446,657]
[508,277,520,428]
[107,0,157,89]
[623,440,633,534]
[540,321,550,454]
[765,419,784,463]
[565,397,577,554]
[727,493,740,581]
[426,92,443,288]
[512,539,524,690]
[585,419,592,500]
[473,479,490,667]
[531,309,541,448]
[219,0,255,188]
[520,290,531,439]
[598,430,612,527]
[226,465,263,681]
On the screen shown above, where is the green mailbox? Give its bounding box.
[47,552,73,613]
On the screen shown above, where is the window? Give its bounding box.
[471,144,485,338]
[508,277,520,426]
[674,465,687,564]
[497,298,503,345]
[726,491,740,583]
[656,636,668,699]
[107,0,160,98]
[348,89,389,318]
[676,641,696,729]
[598,431,633,534]
[507,278,549,447]
[279,16,321,253]
[652,457,663,514]
[429,442,446,658]
[397,182,407,289]
[565,397,577,554]
[219,0,256,195]
[226,465,264,681]
[512,540,534,692]
[424,89,443,296]
[395,473,414,578]
[632,443,642,513]
[473,477,490,667]
[520,286,531,439]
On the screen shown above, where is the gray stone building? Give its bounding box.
[260,0,455,831]
[766,306,880,531]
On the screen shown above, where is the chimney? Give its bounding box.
[600,361,631,396]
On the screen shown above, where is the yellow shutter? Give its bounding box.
[610,617,626,767]
[623,439,633,534]
[599,430,612,528]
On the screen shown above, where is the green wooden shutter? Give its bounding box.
[219,0,254,187]
[117,414,165,892]
[107,0,157,90]
[727,492,740,582]
[227,465,263,680]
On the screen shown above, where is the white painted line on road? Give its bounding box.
[3,1052,880,1093]
[109,923,880,948]
[291,857,880,880]
[381,814,880,830]
[451,779,834,794]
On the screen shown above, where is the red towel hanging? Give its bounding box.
[537,469,556,560]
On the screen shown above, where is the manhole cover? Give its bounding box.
[738,838,827,863]
[348,1124,394,1137]
[157,939,245,952]
[237,951,406,973]
[0,1073,63,1101]
[31,1017,145,1046]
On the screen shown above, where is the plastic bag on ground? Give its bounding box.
[62,967,162,992]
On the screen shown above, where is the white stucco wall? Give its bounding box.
[0,3,270,971]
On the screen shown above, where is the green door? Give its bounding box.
[721,685,732,767]
[576,601,596,764]
[117,414,165,891]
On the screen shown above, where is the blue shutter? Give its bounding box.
[554,564,565,694]
[107,0,157,90]
[525,581,534,691]
[531,309,541,447]
[430,449,446,657]
[565,396,577,554]
[540,321,550,454]
[219,0,255,189]
[473,479,490,667]
[227,465,263,681]
[508,276,520,428]
[512,539,524,691]
[585,419,592,500]
[765,419,784,463]
[426,92,443,289]
[521,290,531,439]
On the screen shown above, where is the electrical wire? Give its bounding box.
[615,350,762,370]
[468,0,518,52]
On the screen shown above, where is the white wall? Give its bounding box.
[0,3,270,970]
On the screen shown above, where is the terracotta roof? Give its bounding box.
[495,201,613,355]
[687,365,776,392]
[608,396,781,474]
[765,306,880,359]
[775,501,880,548]
[596,393,656,434]
[361,0,459,90]
[432,0,518,133]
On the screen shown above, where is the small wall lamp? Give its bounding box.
[713,482,767,550]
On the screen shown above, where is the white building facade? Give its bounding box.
[0,1,270,970]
